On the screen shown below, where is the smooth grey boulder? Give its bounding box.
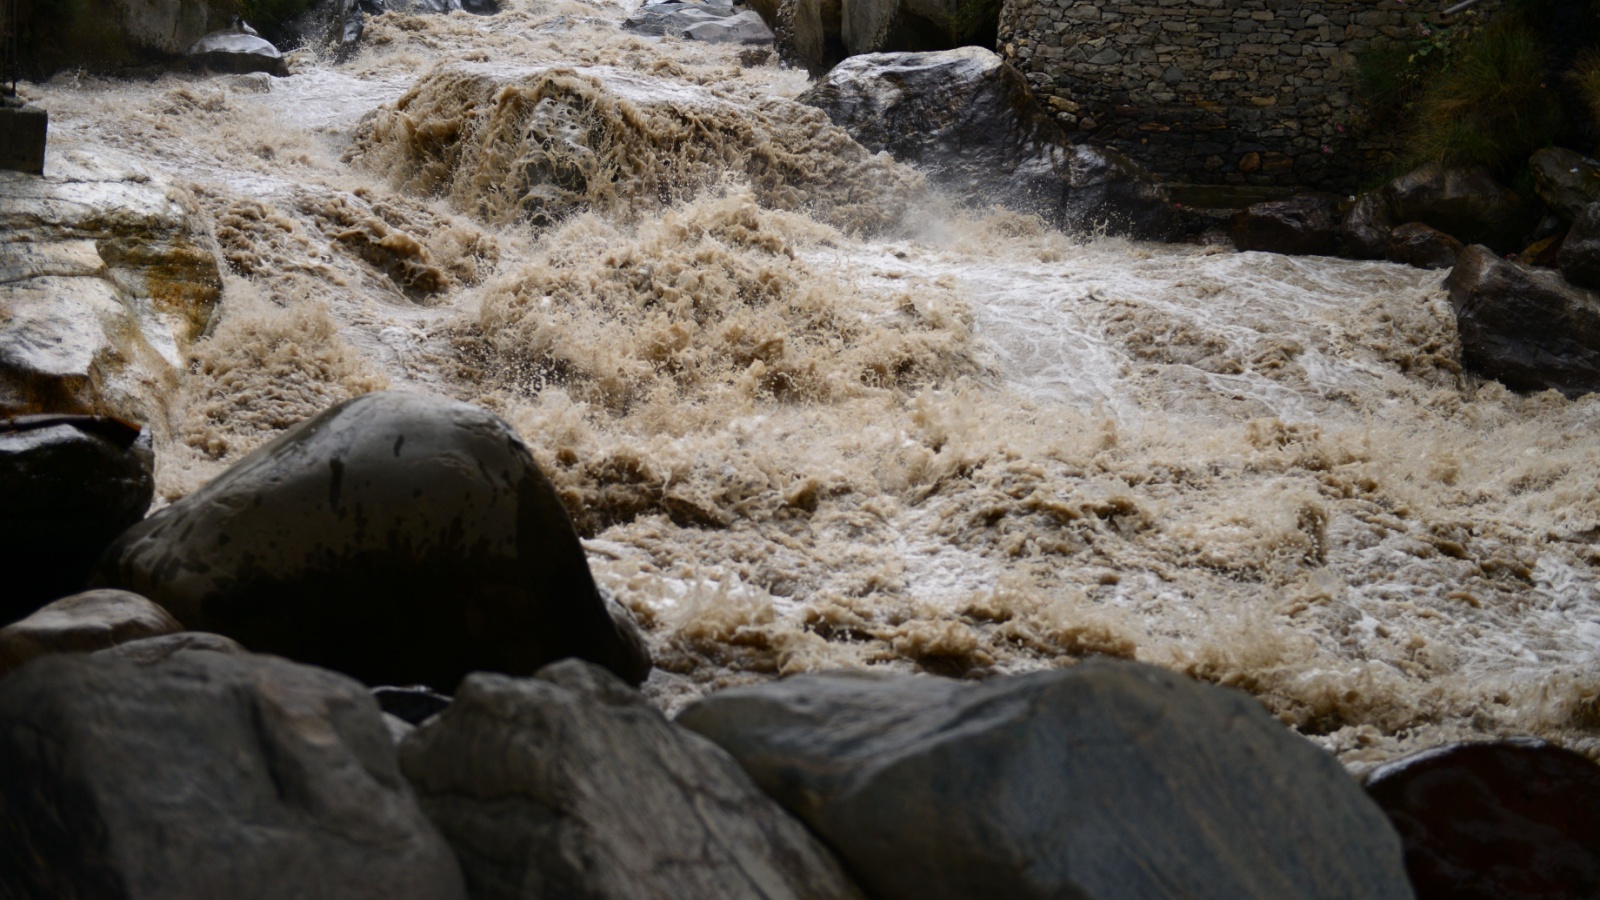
[683,9,776,43]
[1231,193,1341,256]
[1559,201,1600,290]
[186,29,289,76]
[1386,161,1538,255]
[1529,146,1600,222]
[622,0,736,36]
[0,650,467,900]
[0,589,181,676]
[400,661,868,900]
[1445,244,1600,397]
[0,416,154,622]
[800,48,1177,239]
[677,659,1413,900]
[91,391,652,690]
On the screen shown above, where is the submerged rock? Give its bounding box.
[1230,193,1340,256]
[91,391,652,689]
[0,415,154,623]
[186,29,289,76]
[0,651,467,899]
[1365,739,1600,900]
[677,659,1412,900]
[402,661,867,900]
[1445,244,1600,397]
[0,589,181,676]
[799,48,1177,239]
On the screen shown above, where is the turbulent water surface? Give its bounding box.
[22,0,1600,766]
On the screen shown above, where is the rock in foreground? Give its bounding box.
[401,661,866,900]
[92,391,651,689]
[799,48,1177,239]
[1365,739,1600,900]
[0,650,466,899]
[678,659,1412,900]
[1445,244,1600,396]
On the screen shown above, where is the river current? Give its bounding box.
[22,0,1600,766]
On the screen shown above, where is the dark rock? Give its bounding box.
[1559,202,1600,289]
[91,391,652,689]
[1519,232,1565,269]
[1445,244,1600,396]
[0,651,467,899]
[92,630,248,664]
[186,29,289,76]
[1340,190,1396,260]
[373,684,452,724]
[0,589,181,676]
[400,661,868,900]
[800,48,1178,239]
[677,659,1412,900]
[0,104,47,177]
[1387,222,1464,270]
[1529,146,1600,221]
[1230,192,1341,256]
[840,0,1000,57]
[1365,739,1600,900]
[1386,161,1539,254]
[0,416,153,623]
[683,10,775,43]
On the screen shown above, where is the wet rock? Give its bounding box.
[0,415,153,623]
[623,0,736,36]
[0,589,181,676]
[0,103,47,176]
[92,630,248,664]
[1445,244,1600,396]
[800,48,1177,239]
[401,661,867,900]
[0,153,222,423]
[1559,202,1600,289]
[1518,232,1565,269]
[1529,146,1600,221]
[1386,161,1538,254]
[774,0,845,73]
[186,29,289,76]
[1230,192,1341,256]
[1340,190,1396,260]
[677,659,1412,900]
[683,9,776,43]
[0,650,467,900]
[1364,739,1600,900]
[91,391,653,690]
[373,684,452,724]
[1387,222,1464,270]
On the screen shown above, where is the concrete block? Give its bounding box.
[0,105,47,176]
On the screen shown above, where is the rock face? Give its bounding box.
[0,589,181,676]
[1559,202,1600,290]
[91,391,652,689]
[1445,244,1600,397]
[0,650,467,899]
[1387,221,1464,270]
[1,154,222,424]
[0,415,154,622]
[186,29,289,76]
[1386,162,1538,255]
[1365,739,1600,900]
[799,48,1177,239]
[1230,193,1340,256]
[1529,146,1600,221]
[401,661,867,900]
[677,660,1412,900]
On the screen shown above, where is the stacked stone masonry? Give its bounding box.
[998,0,1504,189]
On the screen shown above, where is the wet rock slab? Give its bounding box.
[0,650,466,899]
[1446,244,1600,396]
[678,659,1413,900]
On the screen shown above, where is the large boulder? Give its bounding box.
[186,28,289,76]
[1445,244,1600,396]
[0,589,180,676]
[677,660,1413,900]
[1365,739,1600,900]
[0,650,467,899]
[1340,190,1397,260]
[401,661,868,900]
[799,48,1177,239]
[1558,201,1600,289]
[0,415,153,622]
[1387,221,1464,270]
[1,154,222,424]
[1385,161,1539,254]
[1529,146,1600,222]
[1230,193,1341,256]
[90,391,652,689]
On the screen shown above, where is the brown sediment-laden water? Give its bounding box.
[22,0,1600,768]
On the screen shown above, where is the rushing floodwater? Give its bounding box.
[21,0,1600,767]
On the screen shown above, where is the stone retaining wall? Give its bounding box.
[997,0,1504,189]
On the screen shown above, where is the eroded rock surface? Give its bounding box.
[678,660,1412,900]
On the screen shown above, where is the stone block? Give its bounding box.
[0,105,46,176]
